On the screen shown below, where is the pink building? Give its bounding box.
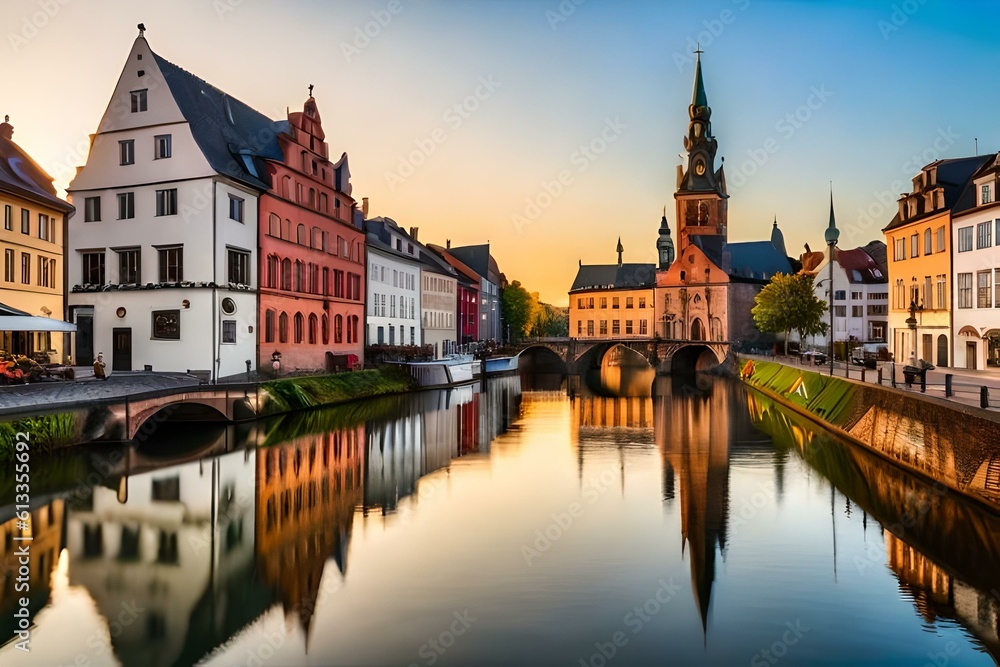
[258,95,365,373]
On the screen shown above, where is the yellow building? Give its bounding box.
[569,238,655,340]
[883,156,989,366]
[0,116,74,362]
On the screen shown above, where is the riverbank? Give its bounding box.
[739,358,1000,511]
[0,367,417,459]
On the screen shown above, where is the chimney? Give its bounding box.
[409,227,419,241]
[362,197,369,218]
[0,115,12,141]
[446,239,451,249]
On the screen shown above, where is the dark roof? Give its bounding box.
[151,51,287,191]
[692,236,791,282]
[364,217,423,265]
[836,243,888,284]
[427,244,479,286]
[570,263,656,292]
[883,155,990,232]
[0,124,73,212]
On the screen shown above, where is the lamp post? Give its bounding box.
[825,190,840,376]
[906,300,918,360]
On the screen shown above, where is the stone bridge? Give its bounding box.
[512,337,732,375]
[106,384,259,441]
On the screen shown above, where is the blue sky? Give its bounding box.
[2,0,998,304]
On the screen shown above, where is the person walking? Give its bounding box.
[93,353,108,381]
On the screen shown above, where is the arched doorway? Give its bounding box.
[937,334,948,367]
[690,318,705,341]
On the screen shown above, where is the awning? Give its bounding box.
[0,302,76,332]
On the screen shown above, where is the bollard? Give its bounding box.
[983,386,991,409]
[920,372,926,393]
[861,368,866,383]
[891,364,897,389]
[945,374,953,398]
[878,368,883,385]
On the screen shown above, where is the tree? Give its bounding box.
[751,273,827,353]
[501,280,533,341]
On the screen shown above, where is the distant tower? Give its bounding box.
[674,49,728,254]
[770,217,787,257]
[657,207,675,271]
[616,236,624,267]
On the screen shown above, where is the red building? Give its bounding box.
[428,243,480,346]
[259,95,365,372]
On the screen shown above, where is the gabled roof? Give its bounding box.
[836,242,888,284]
[427,244,480,287]
[883,155,990,232]
[151,52,287,191]
[0,122,73,212]
[570,263,656,292]
[692,236,791,282]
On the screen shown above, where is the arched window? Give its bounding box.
[297,224,307,245]
[278,312,288,343]
[280,259,291,290]
[269,213,280,237]
[294,261,304,292]
[283,219,292,240]
[335,314,343,344]
[282,176,292,200]
[322,315,329,345]
[349,315,358,344]
[294,313,304,344]
[308,314,317,345]
[308,263,318,294]
[264,310,275,343]
[266,255,278,288]
[691,318,704,341]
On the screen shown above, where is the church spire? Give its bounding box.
[616,236,624,267]
[692,46,708,110]
[657,209,675,271]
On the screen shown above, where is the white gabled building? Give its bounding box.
[364,217,422,347]
[67,29,284,380]
[952,154,1000,369]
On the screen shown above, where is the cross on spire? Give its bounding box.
[694,42,703,57]
[308,83,314,97]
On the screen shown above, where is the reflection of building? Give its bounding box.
[0,501,64,645]
[572,394,653,429]
[66,451,257,666]
[255,425,364,639]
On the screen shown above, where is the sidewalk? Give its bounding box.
[0,370,201,412]
[743,355,1000,412]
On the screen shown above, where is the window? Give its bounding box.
[833,306,847,317]
[155,189,177,216]
[3,249,13,282]
[228,195,244,222]
[297,224,307,245]
[119,140,134,165]
[82,252,104,284]
[118,248,140,284]
[626,297,634,309]
[600,297,607,309]
[588,297,595,309]
[279,312,288,343]
[158,247,183,282]
[639,320,648,335]
[924,276,933,309]
[612,297,619,309]
[958,226,974,252]
[599,320,607,335]
[84,197,101,222]
[850,291,862,300]
[265,310,276,343]
[639,297,646,309]
[893,237,906,261]
[612,320,620,335]
[852,305,864,317]
[117,192,134,220]
[36,256,50,287]
[37,214,53,241]
[577,320,583,335]
[978,221,992,249]
[154,134,171,159]
[18,253,29,283]
[996,269,1000,308]
[587,320,594,336]
[294,313,304,344]
[308,314,317,344]
[151,310,180,340]
[937,275,946,311]
[978,271,992,309]
[335,315,343,343]
[936,227,945,252]
[280,259,291,290]
[130,89,147,113]
[21,208,29,233]
[322,315,329,344]
[958,273,973,308]
[625,320,633,335]
[222,320,237,344]
[924,229,932,255]
[910,234,919,258]
[227,249,250,284]
[268,214,280,237]
[983,184,992,205]
[834,290,846,301]
[3,205,10,230]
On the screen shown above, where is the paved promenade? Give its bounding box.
[0,369,200,413]
[743,354,1000,412]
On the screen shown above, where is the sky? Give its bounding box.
[2,0,999,305]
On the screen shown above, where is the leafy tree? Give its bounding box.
[751,273,827,353]
[501,280,533,341]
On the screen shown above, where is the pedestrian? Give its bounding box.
[94,352,108,381]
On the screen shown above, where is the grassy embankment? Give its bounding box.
[258,367,416,416]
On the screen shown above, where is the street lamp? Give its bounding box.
[906,300,918,361]
[825,189,840,376]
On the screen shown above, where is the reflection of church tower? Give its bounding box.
[255,426,365,644]
[654,377,730,634]
[674,50,728,254]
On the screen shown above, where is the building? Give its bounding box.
[67,29,282,379]
[568,238,656,340]
[951,153,1000,369]
[258,94,364,373]
[883,155,989,367]
[428,241,481,347]
[364,217,422,347]
[415,234,459,358]
[447,243,503,342]
[804,240,889,349]
[0,117,75,361]
[654,53,791,346]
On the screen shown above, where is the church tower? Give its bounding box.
[657,208,675,270]
[674,50,728,253]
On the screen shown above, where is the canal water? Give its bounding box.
[2,369,999,666]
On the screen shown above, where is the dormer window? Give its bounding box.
[130,89,147,113]
[983,184,992,205]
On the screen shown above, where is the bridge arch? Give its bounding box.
[670,344,724,375]
[130,400,230,441]
[516,345,568,375]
